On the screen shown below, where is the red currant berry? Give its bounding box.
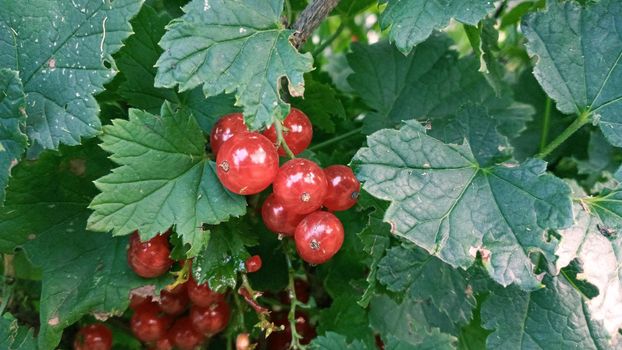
[127,231,173,278]
[190,300,231,335]
[261,194,306,236]
[187,276,225,307]
[245,255,262,273]
[216,132,279,195]
[150,333,174,350]
[263,108,313,156]
[210,113,248,155]
[169,317,204,350]
[294,211,344,264]
[130,302,172,343]
[236,333,251,350]
[266,312,315,349]
[129,293,152,310]
[273,159,327,214]
[159,283,189,316]
[322,165,360,211]
[73,324,112,350]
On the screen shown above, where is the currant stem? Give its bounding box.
[537,110,591,159]
[283,245,307,350]
[275,119,297,159]
[312,21,345,57]
[168,259,191,290]
[308,126,363,152]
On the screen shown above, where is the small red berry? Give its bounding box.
[322,165,360,211]
[129,293,152,310]
[127,231,173,278]
[210,113,248,155]
[150,333,174,350]
[216,132,279,195]
[169,317,204,350]
[263,108,313,156]
[261,193,306,236]
[130,302,172,343]
[190,300,231,335]
[245,255,262,273]
[187,276,225,307]
[273,159,328,214]
[159,283,189,316]
[236,333,251,350]
[294,211,344,264]
[266,312,316,349]
[73,324,112,350]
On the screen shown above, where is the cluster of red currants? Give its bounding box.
[213,109,361,264]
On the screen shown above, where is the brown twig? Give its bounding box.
[291,0,341,48]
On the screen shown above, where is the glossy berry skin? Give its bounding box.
[169,317,204,350]
[150,333,174,350]
[210,113,248,155]
[190,300,231,335]
[127,231,173,278]
[129,294,152,310]
[322,165,360,211]
[159,283,189,316]
[73,324,113,350]
[187,277,225,307]
[130,302,172,343]
[294,211,344,264]
[273,159,328,215]
[245,255,262,273]
[216,132,279,195]
[263,108,313,156]
[261,194,306,236]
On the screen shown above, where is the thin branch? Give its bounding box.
[291,0,342,48]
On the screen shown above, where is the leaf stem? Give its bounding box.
[308,126,363,152]
[537,110,591,159]
[312,21,345,57]
[283,244,307,350]
[275,119,296,159]
[539,96,552,153]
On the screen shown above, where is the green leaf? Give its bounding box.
[155,0,314,130]
[311,332,368,350]
[464,20,504,96]
[317,295,375,347]
[0,0,142,155]
[347,36,532,135]
[87,102,247,256]
[369,294,457,348]
[522,0,622,146]
[352,120,573,290]
[291,77,346,133]
[379,0,494,54]
[0,68,27,205]
[481,275,613,350]
[115,5,239,134]
[377,245,476,326]
[0,314,37,350]
[192,218,258,292]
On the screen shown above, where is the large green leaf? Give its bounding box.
[311,332,367,350]
[0,314,37,350]
[155,0,314,130]
[347,36,532,135]
[352,120,573,290]
[317,295,375,348]
[379,0,494,54]
[0,0,142,155]
[522,0,622,146]
[0,69,27,205]
[377,245,476,326]
[87,102,247,256]
[115,5,239,134]
[481,275,613,350]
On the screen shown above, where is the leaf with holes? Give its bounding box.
[352,120,573,290]
[155,0,314,130]
[87,102,247,256]
[522,0,622,146]
[0,0,142,155]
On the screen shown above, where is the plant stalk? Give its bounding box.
[537,111,591,159]
[291,0,342,48]
[308,126,363,152]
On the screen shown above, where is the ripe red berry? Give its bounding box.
[127,231,173,278]
[150,333,174,350]
[169,317,204,350]
[294,211,344,264]
[245,255,262,273]
[190,300,231,335]
[73,323,112,350]
[159,283,189,316]
[187,276,225,307]
[263,108,313,156]
[273,159,327,215]
[210,113,248,155]
[130,302,172,343]
[322,165,360,211]
[266,311,316,350]
[216,132,279,195]
[129,293,152,310]
[261,193,306,236]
